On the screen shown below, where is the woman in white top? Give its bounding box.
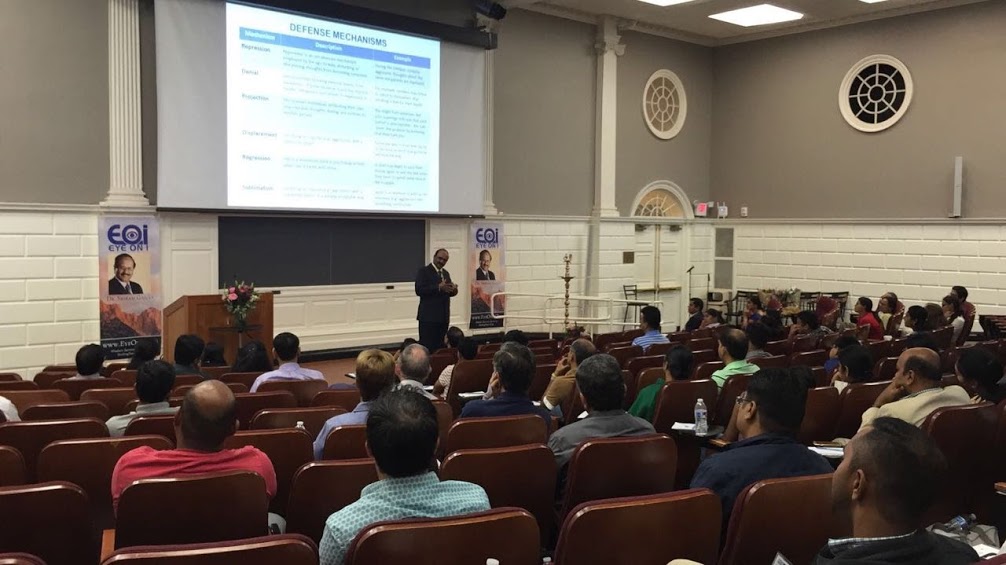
[942,295,966,345]
[0,396,20,422]
[831,344,873,394]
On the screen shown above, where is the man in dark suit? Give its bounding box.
[684,297,703,331]
[416,249,457,352]
[108,253,144,295]
[475,250,496,281]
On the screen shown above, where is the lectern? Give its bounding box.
[162,293,274,364]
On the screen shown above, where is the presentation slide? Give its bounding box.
[225,3,442,212]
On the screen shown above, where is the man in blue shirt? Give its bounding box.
[691,367,833,530]
[460,342,551,428]
[631,306,671,352]
[250,332,325,392]
[319,389,489,565]
[314,349,397,459]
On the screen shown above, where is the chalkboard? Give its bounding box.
[218,216,426,287]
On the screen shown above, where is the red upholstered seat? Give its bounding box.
[321,425,369,460]
[100,534,317,565]
[220,372,263,391]
[285,460,378,544]
[222,428,313,516]
[445,415,547,456]
[311,389,362,411]
[21,401,108,421]
[797,387,841,445]
[256,380,329,407]
[0,418,109,481]
[80,388,138,418]
[250,406,346,437]
[53,378,124,401]
[0,481,97,565]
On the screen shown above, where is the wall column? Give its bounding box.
[592,16,623,218]
[102,0,149,207]
[479,17,501,215]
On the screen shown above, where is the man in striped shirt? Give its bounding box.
[631,306,671,352]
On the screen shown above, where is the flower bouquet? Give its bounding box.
[223,280,260,330]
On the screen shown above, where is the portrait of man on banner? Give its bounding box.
[470,224,505,329]
[99,218,163,360]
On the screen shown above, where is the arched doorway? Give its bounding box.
[630,182,692,327]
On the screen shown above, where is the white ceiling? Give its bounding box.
[506,0,991,45]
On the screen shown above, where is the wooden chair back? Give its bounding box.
[256,380,329,407]
[0,481,97,565]
[116,471,269,549]
[528,363,555,401]
[719,474,836,565]
[691,349,719,365]
[864,340,892,363]
[0,418,108,481]
[789,349,827,368]
[0,390,72,414]
[714,373,753,426]
[234,392,297,429]
[53,378,124,401]
[37,435,173,530]
[764,340,791,357]
[0,553,45,565]
[441,445,556,543]
[109,370,138,388]
[873,356,899,382]
[833,381,890,438]
[791,334,820,353]
[626,355,664,377]
[321,425,368,460]
[201,366,233,380]
[652,380,718,434]
[749,355,788,369]
[797,387,842,444]
[554,489,721,565]
[593,332,625,353]
[561,384,585,424]
[0,446,26,487]
[32,371,75,389]
[100,534,318,564]
[646,342,673,356]
[428,352,457,386]
[931,326,954,350]
[21,401,108,421]
[445,359,493,418]
[100,363,129,378]
[311,389,362,412]
[691,361,725,381]
[345,508,539,565]
[0,373,22,382]
[636,367,665,392]
[250,406,346,437]
[285,460,378,544]
[689,337,718,352]
[80,388,138,417]
[622,369,640,409]
[172,375,204,388]
[223,429,313,516]
[220,372,263,390]
[0,382,38,392]
[432,400,453,460]
[445,415,547,457]
[124,415,177,443]
[607,345,643,369]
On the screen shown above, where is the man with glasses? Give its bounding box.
[690,367,833,530]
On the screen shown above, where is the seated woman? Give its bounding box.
[701,308,725,329]
[761,309,785,340]
[200,342,228,367]
[741,296,765,329]
[629,345,694,422]
[955,347,1005,404]
[924,303,945,331]
[231,341,273,373]
[902,305,929,336]
[788,310,833,339]
[126,339,159,370]
[942,295,966,345]
[877,292,900,333]
[433,337,478,397]
[854,297,885,341]
[831,344,873,393]
[824,335,860,378]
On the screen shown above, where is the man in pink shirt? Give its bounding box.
[111,380,276,512]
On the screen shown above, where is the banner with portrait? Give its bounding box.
[98,216,162,360]
[469,222,505,329]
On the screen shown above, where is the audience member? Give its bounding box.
[542,339,596,416]
[173,334,207,379]
[878,292,900,330]
[503,329,529,346]
[111,380,276,512]
[395,343,436,399]
[832,345,873,393]
[955,347,1006,404]
[231,341,273,374]
[741,296,765,329]
[924,303,945,331]
[941,295,966,344]
[445,326,465,349]
[903,305,928,336]
[789,310,834,339]
[950,285,976,319]
[629,345,693,422]
[68,344,105,380]
[818,417,979,564]
[631,306,670,352]
[855,298,885,341]
[106,360,178,437]
[314,349,397,459]
[691,368,832,530]
[249,333,325,392]
[824,335,861,378]
[393,338,418,361]
[701,308,725,329]
[685,297,704,331]
[858,348,970,432]
[745,321,772,360]
[460,343,551,426]
[903,331,939,354]
[319,389,489,565]
[433,337,478,397]
[200,342,228,367]
[710,328,759,389]
[0,396,20,422]
[126,339,159,370]
[762,309,785,339]
[548,354,655,470]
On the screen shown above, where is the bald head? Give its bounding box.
[177,380,237,451]
[895,347,942,393]
[569,339,596,368]
[718,327,749,363]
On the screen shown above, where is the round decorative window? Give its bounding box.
[839,55,913,133]
[643,69,687,140]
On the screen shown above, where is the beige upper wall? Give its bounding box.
[493,10,596,216]
[711,1,1006,218]
[0,0,109,204]
[616,31,712,215]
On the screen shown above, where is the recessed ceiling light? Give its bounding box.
[859,0,890,3]
[637,0,697,6]
[709,4,804,27]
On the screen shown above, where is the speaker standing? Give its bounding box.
[415,248,458,352]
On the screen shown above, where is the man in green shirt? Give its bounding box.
[710,328,759,389]
[629,345,693,422]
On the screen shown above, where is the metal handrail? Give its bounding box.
[487,292,645,332]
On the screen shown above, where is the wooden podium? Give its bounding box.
[162,293,274,364]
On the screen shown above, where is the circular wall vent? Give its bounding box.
[839,55,913,133]
[643,69,687,140]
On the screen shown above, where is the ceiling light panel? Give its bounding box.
[709,4,805,27]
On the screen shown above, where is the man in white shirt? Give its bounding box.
[106,360,179,437]
[859,348,970,432]
[250,333,325,392]
[67,344,105,380]
[395,343,436,400]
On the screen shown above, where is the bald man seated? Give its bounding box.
[111,380,277,513]
[858,347,970,432]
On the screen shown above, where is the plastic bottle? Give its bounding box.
[486,559,500,565]
[295,421,306,432]
[694,398,708,435]
[542,558,552,564]
[945,513,976,532]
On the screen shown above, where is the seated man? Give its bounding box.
[859,348,970,432]
[314,349,397,459]
[744,321,772,360]
[320,389,490,565]
[817,417,978,564]
[172,334,207,379]
[111,380,276,512]
[951,285,976,320]
[250,332,325,392]
[548,354,655,470]
[710,328,759,389]
[542,339,596,416]
[629,345,693,422]
[460,343,551,427]
[68,344,104,380]
[631,306,671,352]
[106,360,179,437]
[684,298,704,332]
[789,310,834,339]
[691,368,833,529]
[394,343,436,400]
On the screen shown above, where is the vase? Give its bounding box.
[232,311,248,332]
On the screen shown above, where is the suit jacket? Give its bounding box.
[684,312,702,332]
[475,269,496,281]
[108,278,143,295]
[415,264,454,322]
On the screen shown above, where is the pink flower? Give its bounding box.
[228,293,238,301]
[228,287,235,293]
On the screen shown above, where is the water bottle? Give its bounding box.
[694,399,708,435]
[295,421,306,432]
[542,558,552,564]
[486,559,500,565]
[945,513,976,532]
